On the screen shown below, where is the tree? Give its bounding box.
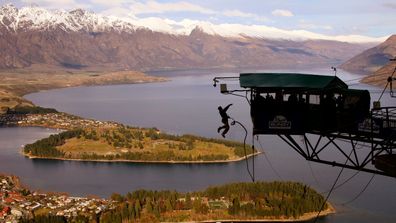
[165,199,173,212]
[146,199,153,214]
[192,196,208,214]
[128,202,136,220]
[186,139,194,150]
[110,193,124,202]
[134,200,142,218]
[185,193,192,210]
[193,197,202,213]
[228,197,241,215]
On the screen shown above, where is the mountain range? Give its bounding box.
[0,4,376,72]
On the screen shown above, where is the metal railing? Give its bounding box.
[372,107,396,130]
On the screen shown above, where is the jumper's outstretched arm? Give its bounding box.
[223,103,233,112]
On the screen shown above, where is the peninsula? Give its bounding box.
[0,174,334,223]
[101,181,334,223]
[18,112,257,163]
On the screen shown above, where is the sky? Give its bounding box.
[3,0,396,42]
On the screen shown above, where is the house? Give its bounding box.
[11,209,22,218]
[4,198,14,204]
[0,206,11,218]
[8,192,24,202]
[30,203,41,211]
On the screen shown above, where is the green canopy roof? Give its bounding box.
[239,73,348,90]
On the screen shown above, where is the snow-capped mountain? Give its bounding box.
[1,4,388,42]
[0,4,136,32]
[0,4,379,71]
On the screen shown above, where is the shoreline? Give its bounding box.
[21,150,263,164]
[198,205,335,222]
[22,78,169,97]
[0,69,169,114]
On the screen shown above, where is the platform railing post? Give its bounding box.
[386,108,389,129]
[371,110,374,164]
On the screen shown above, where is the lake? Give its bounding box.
[0,69,395,222]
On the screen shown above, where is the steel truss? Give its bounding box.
[277,132,396,177]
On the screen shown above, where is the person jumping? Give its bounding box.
[217,103,233,138]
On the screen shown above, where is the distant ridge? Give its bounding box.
[340,35,396,75]
[362,60,396,86]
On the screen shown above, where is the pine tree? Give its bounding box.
[165,199,173,212]
[185,193,192,210]
[134,200,142,218]
[146,199,153,214]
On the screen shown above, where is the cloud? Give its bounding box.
[298,20,333,31]
[101,7,134,18]
[98,1,268,23]
[89,0,127,7]
[223,10,256,18]
[222,9,269,22]
[95,0,217,17]
[383,2,396,9]
[21,0,89,9]
[271,9,294,17]
[128,0,215,15]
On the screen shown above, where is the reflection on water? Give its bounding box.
[0,69,394,222]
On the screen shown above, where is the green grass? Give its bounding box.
[58,138,116,156]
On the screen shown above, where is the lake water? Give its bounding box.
[0,69,395,222]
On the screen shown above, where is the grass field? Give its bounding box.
[59,138,239,160]
[58,138,117,156]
